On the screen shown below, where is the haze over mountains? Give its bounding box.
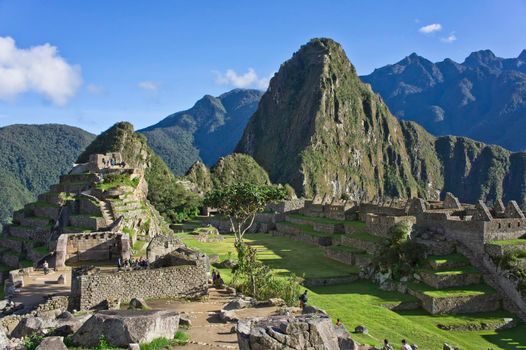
[362,49,526,151]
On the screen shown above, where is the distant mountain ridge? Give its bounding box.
[361,49,526,151]
[0,124,94,228]
[236,38,526,208]
[139,89,264,175]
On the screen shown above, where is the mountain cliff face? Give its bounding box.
[0,124,94,228]
[139,89,263,175]
[236,38,526,207]
[361,50,526,151]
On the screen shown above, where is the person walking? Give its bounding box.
[400,339,412,350]
[299,290,308,308]
[42,260,49,275]
[382,339,394,350]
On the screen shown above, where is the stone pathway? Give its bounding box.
[148,288,281,350]
[12,269,71,308]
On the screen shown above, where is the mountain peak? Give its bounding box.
[519,49,526,61]
[464,49,498,67]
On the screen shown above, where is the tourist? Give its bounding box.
[382,339,394,350]
[42,260,49,275]
[211,270,217,283]
[117,257,122,271]
[299,290,308,308]
[400,339,412,350]
[335,318,342,327]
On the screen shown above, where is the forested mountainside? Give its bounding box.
[0,124,94,229]
[139,89,263,175]
[236,38,526,207]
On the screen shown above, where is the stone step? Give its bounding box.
[28,202,61,219]
[414,238,456,255]
[62,226,94,234]
[426,254,469,270]
[419,268,482,289]
[408,283,501,315]
[274,222,336,246]
[8,224,52,240]
[19,216,52,227]
[69,215,106,231]
[0,236,26,252]
[339,233,385,254]
[324,245,371,266]
[485,239,526,258]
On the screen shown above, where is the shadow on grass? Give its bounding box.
[482,326,526,349]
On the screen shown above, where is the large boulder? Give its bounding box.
[35,336,68,350]
[223,297,254,311]
[72,310,179,347]
[237,314,355,350]
[11,316,44,338]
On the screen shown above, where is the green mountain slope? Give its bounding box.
[139,89,263,175]
[236,38,526,207]
[0,124,94,228]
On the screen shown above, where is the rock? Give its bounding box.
[275,306,301,316]
[97,298,121,310]
[237,314,355,350]
[12,316,44,338]
[225,286,237,295]
[354,325,368,334]
[72,310,180,347]
[302,305,328,315]
[129,298,149,310]
[35,336,68,350]
[443,344,455,350]
[223,297,254,311]
[179,314,192,328]
[209,255,220,264]
[0,299,8,310]
[57,275,66,285]
[51,312,89,337]
[220,309,239,323]
[0,328,8,350]
[267,298,286,307]
[128,344,140,350]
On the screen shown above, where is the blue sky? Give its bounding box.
[0,0,525,134]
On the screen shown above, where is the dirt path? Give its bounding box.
[148,287,280,349]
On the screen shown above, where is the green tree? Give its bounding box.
[204,182,286,244]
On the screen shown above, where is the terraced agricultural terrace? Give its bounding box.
[185,194,526,349]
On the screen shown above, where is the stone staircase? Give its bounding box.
[407,253,501,315]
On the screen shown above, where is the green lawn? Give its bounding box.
[409,283,496,298]
[489,239,526,246]
[427,254,469,266]
[179,230,526,350]
[178,232,358,279]
[329,245,367,255]
[419,265,479,276]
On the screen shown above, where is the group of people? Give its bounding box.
[382,339,417,350]
[211,270,224,287]
[117,256,149,271]
[102,157,126,168]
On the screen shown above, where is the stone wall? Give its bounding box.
[364,214,416,237]
[267,199,305,214]
[55,232,130,268]
[71,259,208,310]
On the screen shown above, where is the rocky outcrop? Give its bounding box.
[237,314,355,350]
[71,310,180,347]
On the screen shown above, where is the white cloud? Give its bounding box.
[87,84,104,95]
[214,68,270,89]
[419,23,442,34]
[441,33,457,43]
[0,36,82,105]
[138,81,159,91]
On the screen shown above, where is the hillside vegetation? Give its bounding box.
[0,124,94,228]
[236,38,526,207]
[140,89,263,175]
